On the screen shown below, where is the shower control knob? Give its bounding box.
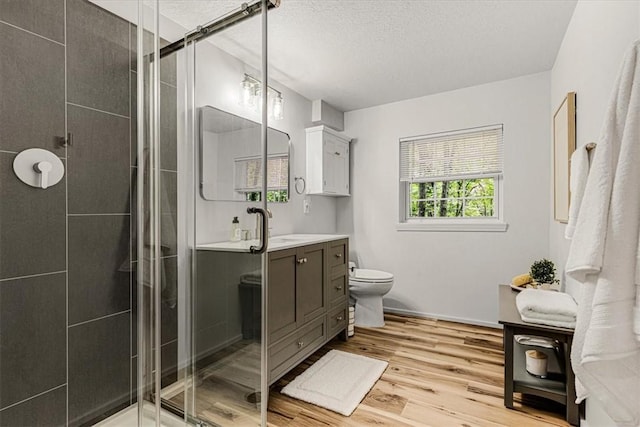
[34,161,52,189]
[13,148,65,190]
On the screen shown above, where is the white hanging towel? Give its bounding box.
[565,40,640,427]
[565,146,591,240]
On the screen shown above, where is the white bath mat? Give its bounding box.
[280,349,388,416]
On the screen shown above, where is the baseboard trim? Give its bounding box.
[383,306,501,329]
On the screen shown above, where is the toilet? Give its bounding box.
[348,262,394,327]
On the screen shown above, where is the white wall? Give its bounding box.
[338,72,551,326]
[191,37,338,244]
[549,0,640,279]
[548,1,640,425]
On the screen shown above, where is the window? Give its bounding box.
[235,154,289,202]
[399,124,506,231]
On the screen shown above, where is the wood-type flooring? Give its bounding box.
[267,313,570,426]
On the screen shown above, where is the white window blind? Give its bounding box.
[234,155,289,192]
[399,124,503,182]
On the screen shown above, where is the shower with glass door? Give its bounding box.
[0,0,277,426]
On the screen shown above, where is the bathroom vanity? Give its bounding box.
[197,234,349,385]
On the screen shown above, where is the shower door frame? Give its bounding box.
[137,1,276,425]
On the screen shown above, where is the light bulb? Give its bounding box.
[255,86,264,113]
[272,93,284,120]
[240,78,254,107]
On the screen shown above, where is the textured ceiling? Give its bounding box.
[158,0,577,112]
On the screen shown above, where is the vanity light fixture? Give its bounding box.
[240,73,284,120]
[272,92,284,121]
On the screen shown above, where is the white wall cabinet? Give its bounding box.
[305,125,351,196]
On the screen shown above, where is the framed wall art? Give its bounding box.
[553,92,576,223]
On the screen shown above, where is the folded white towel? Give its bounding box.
[519,313,576,329]
[516,289,577,329]
[565,146,591,240]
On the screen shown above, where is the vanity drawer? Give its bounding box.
[327,305,347,338]
[268,316,326,382]
[329,240,347,268]
[329,275,347,305]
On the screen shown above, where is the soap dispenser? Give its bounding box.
[230,216,241,242]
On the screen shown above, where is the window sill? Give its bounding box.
[396,221,508,232]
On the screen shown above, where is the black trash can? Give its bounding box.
[239,282,261,340]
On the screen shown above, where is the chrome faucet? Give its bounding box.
[255,208,272,239]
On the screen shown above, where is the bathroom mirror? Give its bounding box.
[199,106,290,202]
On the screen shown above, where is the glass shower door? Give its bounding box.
[172,2,271,426]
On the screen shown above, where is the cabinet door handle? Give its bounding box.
[297,258,305,264]
[335,253,342,258]
[297,340,304,348]
[334,151,341,156]
[335,285,343,290]
[336,315,344,321]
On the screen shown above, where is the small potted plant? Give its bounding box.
[529,258,559,289]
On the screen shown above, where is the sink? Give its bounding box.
[269,237,294,244]
[270,236,303,244]
[197,234,349,252]
[270,234,318,242]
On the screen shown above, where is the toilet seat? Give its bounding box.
[351,269,393,283]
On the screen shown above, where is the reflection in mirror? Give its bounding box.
[199,106,290,202]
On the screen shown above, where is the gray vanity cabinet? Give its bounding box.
[295,242,327,324]
[328,239,348,306]
[267,238,349,384]
[267,247,298,343]
[267,243,326,343]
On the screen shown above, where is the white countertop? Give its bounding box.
[197,233,349,253]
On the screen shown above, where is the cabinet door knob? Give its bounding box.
[304,257,308,263]
[334,151,341,156]
[335,253,342,258]
[336,315,344,321]
[297,258,304,264]
[335,285,343,290]
[297,340,304,348]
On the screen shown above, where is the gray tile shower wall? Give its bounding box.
[67,0,130,117]
[0,10,65,154]
[0,0,65,44]
[0,273,66,408]
[0,0,178,425]
[68,313,130,426]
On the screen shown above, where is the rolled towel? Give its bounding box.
[516,289,577,329]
